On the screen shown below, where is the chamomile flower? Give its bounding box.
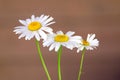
[77,34,99,52]
[43,31,82,52]
[13,14,55,41]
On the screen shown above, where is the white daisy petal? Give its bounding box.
[43,39,54,47]
[24,31,32,40]
[56,31,64,35]
[71,36,82,39]
[29,32,34,40]
[55,43,61,52]
[90,39,99,46]
[70,36,82,43]
[49,43,56,51]
[25,32,30,40]
[44,17,54,25]
[14,26,25,29]
[40,15,49,23]
[88,34,95,42]
[65,42,74,50]
[34,32,40,41]
[77,49,80,53]
[46,22,55,26]
[86,46,93,50]
[77,45,84,52]
[80,46,84,51]
[19,20,27,25]
[26,31,33,40]
[31,15,35,21]
[38,30,47,40]
[14,26,27,34]
[87,34,90,41]
[66,31,75,36]
[26,19,31,24]
[39,14,44,20]
[41,27,53,34]
[18,32,26,39]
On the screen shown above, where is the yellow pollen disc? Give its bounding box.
[28,22,42,31]
[82,40,89,46]
[54,34,69,42]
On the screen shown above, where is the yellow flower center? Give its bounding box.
[82,40,89,46]
[28,21,42,31]
[54,34,69,42]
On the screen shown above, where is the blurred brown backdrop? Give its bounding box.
[0,0,120,80]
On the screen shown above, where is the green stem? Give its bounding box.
[77,48,86,80]
[57,45,62,80]
[35,39,51,80]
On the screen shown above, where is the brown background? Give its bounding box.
[0,0,120,80]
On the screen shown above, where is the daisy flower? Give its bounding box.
[13,14,55,41]
[43,31,82,52]
[77,34,99,52]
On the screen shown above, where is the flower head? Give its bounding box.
[13,15,55,41]
[77,34,99,53]
[43,31,82,52]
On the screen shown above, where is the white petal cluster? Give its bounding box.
[43,31,82,52]
[13,15,55,41]
[77,34,99,53]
